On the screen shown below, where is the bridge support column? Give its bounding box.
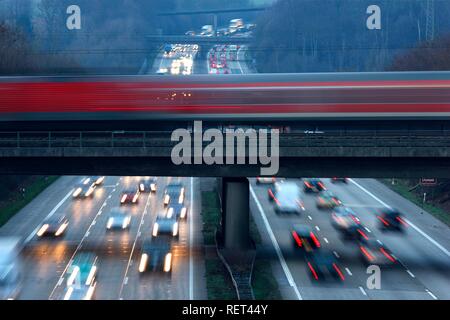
[220,177,251,250]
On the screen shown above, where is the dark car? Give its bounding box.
[120,187,140,205]
[163,183,185,207]
[36,215,69,238]
[152,215,179,238]
[331,177,348,183]
[167,203,188,220]
[331,207,368,240]
[303,178,326,193]
[359,239,397,265]
[376,208,407,232]
[138,238,173,273]
[306,250,345,282]
[72,182,95,199]
[291,224,321,253]
[138,177,157,193]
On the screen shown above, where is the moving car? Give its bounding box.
[91,176,105,186]
[269,182,305,214]
[256,177,276,184]
[120,187,140,205]
[306,250,345,282]
[152,215,179,238]
[376,208,407,232]
[331,207,367,240]
[36,215,69,237]
[72,182,95,199]
[291,224,321,253]
[331,177,348,183]
[166,203,188,220]
[66,253,98,289]
[138,238,172,273]
[106,208,131,230]
[138,177,157,193]
[359,239,397,265]
[0,237,22,300]
[316,191,342,209]
[63,282,96,300]
[303,178,326,193]
[163,183,185,207]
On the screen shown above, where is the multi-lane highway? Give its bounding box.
[0,176,206,300]
[250,178,450,300]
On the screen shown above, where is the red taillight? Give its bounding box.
[360,246,374,261]
[307,262,319,280]
[396,216,408,227]
[292,231,302,247]
[332,263,345,281]
[304,182,312,188]
[310,232,321,248]
[377,215,390,226]
[380,248,396,262]
[357,229,369,241]
[350,215,360,224]
[318,182,326,190]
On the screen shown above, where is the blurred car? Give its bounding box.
[36,215,69,238]
[66,253,98,289]
[376,208,407,232]
[291,224,321,253]
[0,237,22,300]
[256,177,276,184]
[163,183,185,207]
[185,30,195,36]
[91,176,105,186]
[72,182,95,198]
[359,239,397,265]
[316,191,342,209]
[138,238,172,273]
[331,177,348,183]
[166,203,188,220]
[120,187,140,204]
[138,177,157,193]
[63,282,96,300]
[106,208,131,230]
[306,250,345,282]
[268,182,305,214]
[152,215,179,238]
[303,178,326,193]
[331,207,367,240]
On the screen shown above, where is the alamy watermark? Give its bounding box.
[171,121,279,175]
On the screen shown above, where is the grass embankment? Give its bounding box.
[381,179,450,226]
[201,190,282,300]
[0,176,59,227]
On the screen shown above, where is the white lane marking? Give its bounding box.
[250,185,303,300]
[359,286,367,296]
[426,289,438,300]
[123,277,128,285]
[377,239,383,245]
[315,226,320,232]
[308,215,312,220]
[91,221,96,226]
[25,189,74,243]
[333,251,340,258]
[345,268,353,276]
[108,195,112,199]
[323,237,329,244]
[57,278,64,286]
[189,177,194,300]
[349,179,450,258]
[406,270,415,278]
[118,190,152,299]
[84,231,90,238]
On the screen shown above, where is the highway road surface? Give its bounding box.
[0,176,206,300]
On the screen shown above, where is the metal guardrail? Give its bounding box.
[1,131,450,149]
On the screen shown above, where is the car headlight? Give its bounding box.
[86,266,97,286]
[121,195,127,203]
[172,222,179,237]
[63,287,74,300]
[164,195,170,205]
[164,253,172,272]
[85,188,94,197]
[167,208,174,219]
[152,223,159,237]
[140,183,144,191]
[180,207,187,219]
[37,224,49,237]
[84,282,96,300]
[96,177,104,185]
[67,266,80,286]
[55,222,68,236]
[107,218,113,229]
[139,254,148,273]
[73,188,82,197]
[122,217,130,229]
[178,193,184,204]
[150,184,156,192]
[132,194,139,203]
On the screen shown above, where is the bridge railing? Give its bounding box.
[1,131,450,149]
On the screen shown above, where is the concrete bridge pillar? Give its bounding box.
[220,177,251,250]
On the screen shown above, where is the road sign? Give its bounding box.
[420,178,437,186]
